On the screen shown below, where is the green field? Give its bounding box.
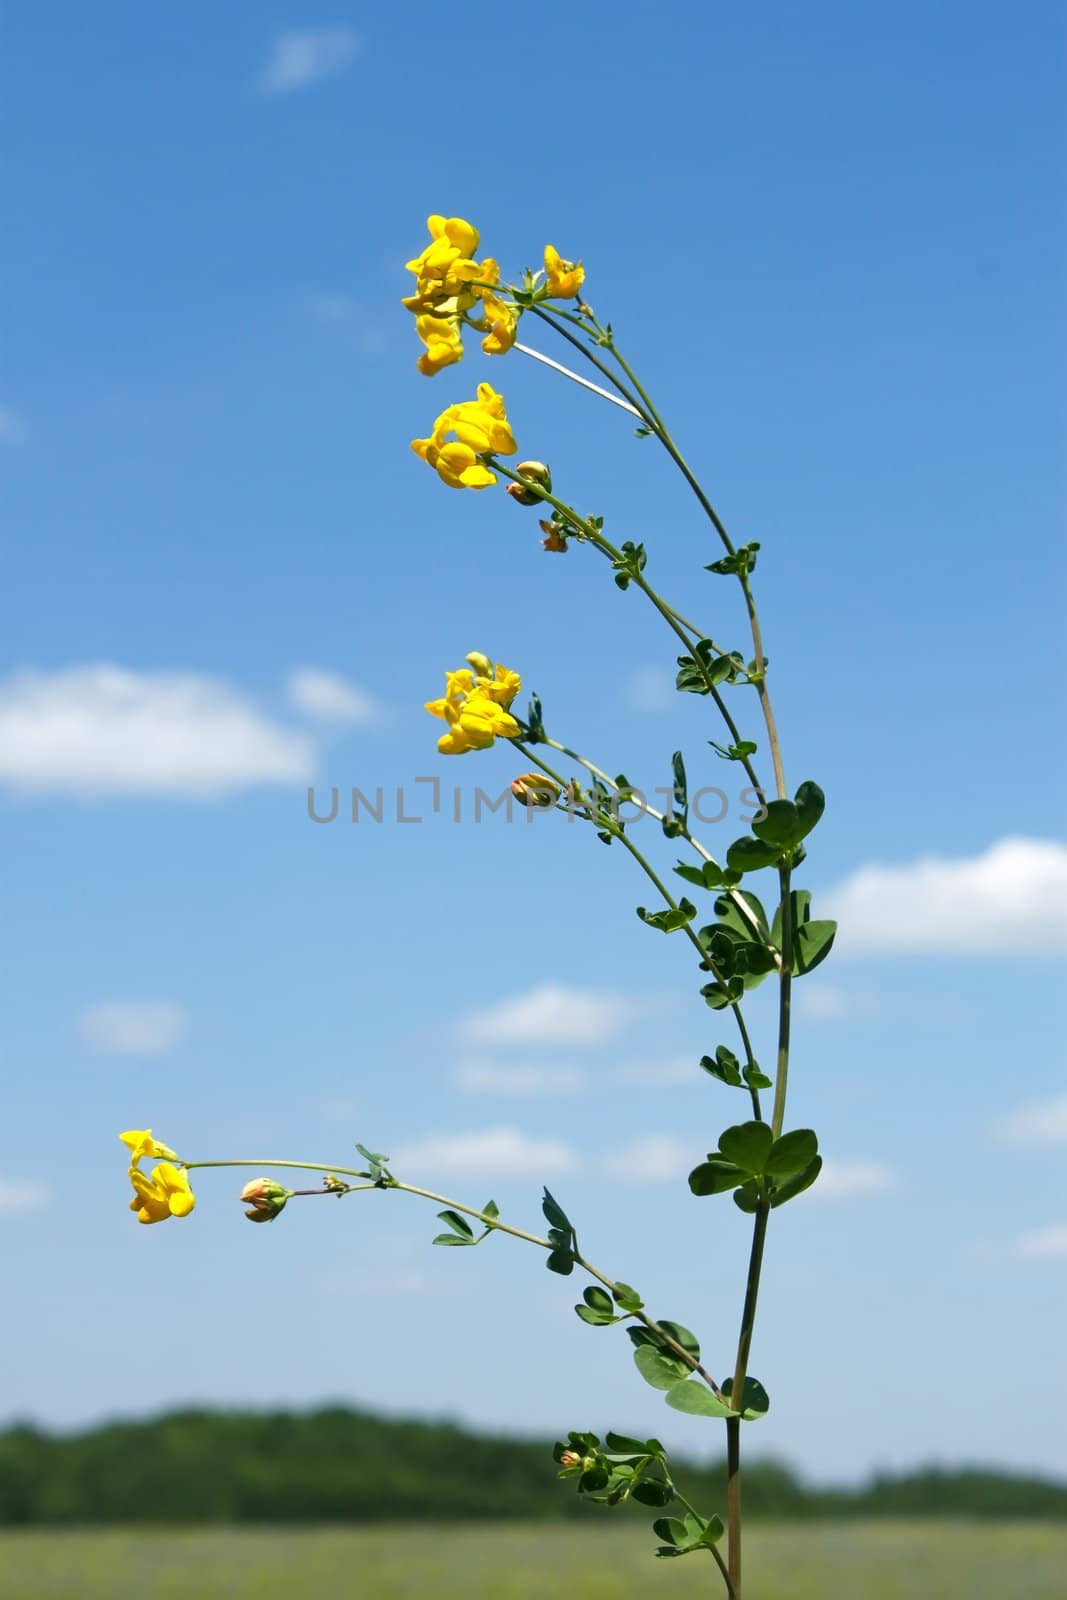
[2,1522,1065,1598]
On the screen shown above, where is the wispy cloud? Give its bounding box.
[0,664,313,797]
[460,984,638,1047]
[287,667,380,725]
[815,1160,898,1199]
[992,1091,1067,1147]
[454,1061,587,1097]
[259,28,360,94]
[0,1179,50,1214]
[79,1001,188,1057]
[391,1127,578,1178]
[1016,1223,1067,1260]
[825,837,1067,956]
[602,1135,693,1183]
[0,406,28,445]
[618,1056,699,1087]
[624,665,676,713]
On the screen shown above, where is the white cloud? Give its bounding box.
[992,1092,1067,1147]
[825,837,1067,956]
[309,293,356,323]
[460,984,638,1047]
[794,984,852,1022]
[0,1179,49,1214]
[455,1061,587,1097]
[79,1000,188,1057]
[0,406,28,445]
[259,28,360,94]
[391,1126,578,1178]
[814,1160,898,1200]
[618,1056,698,1087]
[603,1135,693,1183]
[287,667,379,725]
[1017,1223,1067,1260]
[0,664,313,796]
[624,665,675,713]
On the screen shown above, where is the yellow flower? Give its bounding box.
[411,384,518,490]
[120,1128,179,1164]
[414,312,464,377]
[476,291,518,357]
[404,218,516,373]
[543,244,584,299]
[425,659,523,755]
[128,1162,196,1225]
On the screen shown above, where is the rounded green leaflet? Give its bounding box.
[634,1346,690,1391]
[664,1380,737,1419]
[764,1129,818,1177]
[720,1375,770,1420]
[689,1158,745,1196]
[718,1121,774,1174]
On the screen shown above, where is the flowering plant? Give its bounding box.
[122,215,837,1599]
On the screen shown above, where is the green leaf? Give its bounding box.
[652,1516,691,1547]
[689,1158,745,1195]
[542,1189,573,1235]
[714,891,770,938]
[657,1320,701,1361]
[436,1209,474,1239]
[575,1304,617,1325]
[718,1121,773,1174]
[700,1046,742,1087]
[732,1180,762,1213]
[794,780,825,840]
[575,1285,616,1323]
[432,1233,474,1246]
[700,979,744,1010]
[752,800,804,850]
[711,738,758,761]
[636,899,697,934]
[765,1129,819,1177]
[481,1199,499,1221]
[634,1345,690,1391]
[546,1249,575,1276]
[673,861,709,888]
[605,1431,661,1456]
[771,889,812,947]
[664,1381,737,1419]
[793,919,837,975]
[671,751,687,811]
[771,1154,823,1208]
[721,1375,770,1420]
[632,1480,672,1507]
[706,541,760,577]
[727,836,782,873]
[700,1515,725,1545]
[743,1062,773,1090]
[612,1281,644,1312]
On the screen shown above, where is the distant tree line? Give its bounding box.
[0,1408,1063,1525]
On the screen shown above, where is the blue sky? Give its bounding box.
[2,3,1065,1484]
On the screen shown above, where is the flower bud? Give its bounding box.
[511,773,561,809]
[465,651,493,678]
[540,520,568,554]
[240,1177,291,1222]
[559,1450,582,1469]
[506,461,552,506]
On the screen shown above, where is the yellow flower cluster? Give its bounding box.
[403,215,516,376]
[120,1128,195,1225]
[403,217,584,375]
[411,383,517,490]
[426,653,522,755]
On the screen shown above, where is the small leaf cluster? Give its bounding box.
[553,1429,725,1556]
[432,1201,499,1248]
[725,780,825,877]
[689,1123,822,1212]
[542,1188,578,1275]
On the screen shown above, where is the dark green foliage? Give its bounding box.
[0,1410,1063,1524]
